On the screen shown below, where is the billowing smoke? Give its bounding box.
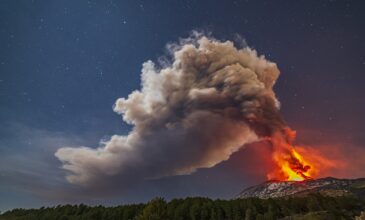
[55,34,286,189]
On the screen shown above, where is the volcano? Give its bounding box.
[236,177,365,199]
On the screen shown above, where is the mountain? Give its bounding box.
[237,177,365,199]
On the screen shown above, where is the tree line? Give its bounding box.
[0,194,364,220]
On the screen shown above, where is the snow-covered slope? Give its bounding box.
[237,177,365,199]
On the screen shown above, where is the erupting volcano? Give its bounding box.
[267,129,315,181]
[56,34,335,189]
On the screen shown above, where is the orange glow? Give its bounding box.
[273,148,312,181]
[267,129,316,181]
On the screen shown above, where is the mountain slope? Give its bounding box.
[237,177,365,199]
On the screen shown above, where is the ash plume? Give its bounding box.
[55,34,286,189]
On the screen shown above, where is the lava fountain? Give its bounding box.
[267,128,316,181]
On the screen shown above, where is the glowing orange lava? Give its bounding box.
[267,129,316,181]
[274,148,313,181]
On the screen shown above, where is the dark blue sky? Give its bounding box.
[1,0,365,211]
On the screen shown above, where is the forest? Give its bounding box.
[0,194,364,220]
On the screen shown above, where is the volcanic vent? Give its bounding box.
[264,129,315,182]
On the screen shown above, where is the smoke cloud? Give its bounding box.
[55,34,285,189]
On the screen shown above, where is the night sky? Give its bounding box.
[1,0,365,211]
